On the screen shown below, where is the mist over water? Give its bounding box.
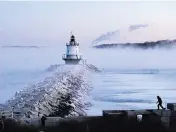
[83,47,176,115]
[1,43,176,70]
[1,1,176,118]
[83,47,176,69]
[1,45,176,116]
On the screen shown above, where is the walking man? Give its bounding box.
[156,96,165,110]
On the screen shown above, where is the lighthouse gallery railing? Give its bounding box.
[62,54,82,60]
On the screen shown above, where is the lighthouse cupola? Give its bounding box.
[62,34,82,64]
[70,35,75,42]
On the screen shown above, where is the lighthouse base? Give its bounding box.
[65,59,81,65]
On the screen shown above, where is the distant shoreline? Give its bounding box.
[0,46,45,49]
[93,39,176,49]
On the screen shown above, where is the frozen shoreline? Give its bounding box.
[0,64,100,121]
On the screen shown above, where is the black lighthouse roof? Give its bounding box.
[70,35,75,42]
[68,34,79,46]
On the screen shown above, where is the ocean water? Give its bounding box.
[86,69,176,115]
[1,46,176,116]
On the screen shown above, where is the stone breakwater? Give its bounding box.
[0,64,100,120]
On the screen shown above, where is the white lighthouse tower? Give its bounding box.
[62,34,82,64]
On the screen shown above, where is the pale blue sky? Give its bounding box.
[0,1,176,46]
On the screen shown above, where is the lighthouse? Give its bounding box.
[62,34,82,64]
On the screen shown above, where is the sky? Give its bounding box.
[0,1,176,46]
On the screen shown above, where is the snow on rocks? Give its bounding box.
[1,64,100,121]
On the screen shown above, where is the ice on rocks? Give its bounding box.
[0,64,100,120]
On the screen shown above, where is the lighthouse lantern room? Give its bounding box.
[62,34,82,64]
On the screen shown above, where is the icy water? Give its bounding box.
[1,47,176,116]
[86,69,176,115]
